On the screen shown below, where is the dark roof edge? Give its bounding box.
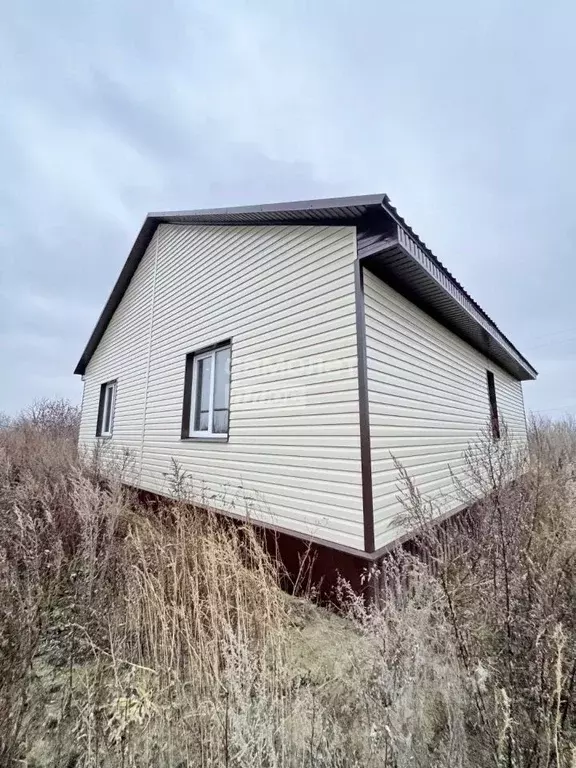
[75,194,388,375]
[74,193,536,380]
[379,196,537,380]
[147,193,387,220]
[74,216,160,375]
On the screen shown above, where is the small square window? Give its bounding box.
[182,342,231,439]
[97,380,117,437]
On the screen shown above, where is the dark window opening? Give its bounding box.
[96,380,117,437]
[486,370,500,440]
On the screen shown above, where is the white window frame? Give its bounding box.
[189,345,230,439]
[100,381,117,437]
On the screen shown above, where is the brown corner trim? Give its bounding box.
[354,257,375,553]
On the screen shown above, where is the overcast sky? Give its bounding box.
[1,0,575,417]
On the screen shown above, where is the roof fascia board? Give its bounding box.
[148,193,386,220]
[74,195,536,379]
[392,225,536,379]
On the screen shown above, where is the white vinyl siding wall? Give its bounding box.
[80,225,364,550]
[364,269,528,550]
[79,230,160,485]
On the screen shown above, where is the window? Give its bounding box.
[182,342,231,439]
[486,370,500,440]
[96,380,117,437]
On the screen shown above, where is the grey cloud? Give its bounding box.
[1,0,575,416]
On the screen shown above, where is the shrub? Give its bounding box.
[392,417,576,766]
[1,399,576,766]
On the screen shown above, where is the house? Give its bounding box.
[75,194,536,570]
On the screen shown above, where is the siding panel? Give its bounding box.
[79,231,159,484]
[364,269,528,550]
[80,225,363,550]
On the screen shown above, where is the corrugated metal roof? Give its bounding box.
[378,200,536,380]
[151,194,384,225]
[74,193,536,380]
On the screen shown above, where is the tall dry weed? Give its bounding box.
[2,400,576,766]
[392,416,576,766]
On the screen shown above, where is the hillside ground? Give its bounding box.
[2,400,576,767]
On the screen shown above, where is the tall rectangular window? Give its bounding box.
[486,370,500,440]
[182,342,231,439]
[96,380,117,437]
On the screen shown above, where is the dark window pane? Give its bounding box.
[198,410,209,431]
[213,409,229,434]
[103,386,113,433]
[213,347,230,411]
[486,370,500,440]
[194,357,212,431]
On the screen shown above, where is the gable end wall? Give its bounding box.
[80,224,364,550]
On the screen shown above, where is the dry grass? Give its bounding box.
[1,401,576,766]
